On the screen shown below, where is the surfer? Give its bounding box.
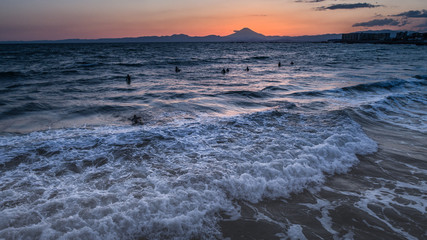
[175,66,181,73]
[290,61,294,65]
[226,68,230,73]
[126,74,131,84]
[278,61,282,67]
[221,68,226,74]
[130,114,142,125]
[245,66,250,71]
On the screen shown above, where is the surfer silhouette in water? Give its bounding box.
[126,74,131,84]
[245,66,250,71]
[278,61,282,67]
[175,66,181,73]
[130,115,142,125]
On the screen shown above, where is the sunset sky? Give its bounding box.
[1,0,426,41]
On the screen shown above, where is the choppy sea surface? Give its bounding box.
[0,43,426,239]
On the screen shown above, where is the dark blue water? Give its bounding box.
[0,43,426,239]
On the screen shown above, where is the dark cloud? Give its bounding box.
[352,18,401,27]
[393,10,427,18]
[317,3,381,11]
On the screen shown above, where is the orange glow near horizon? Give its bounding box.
[0,0,426,41]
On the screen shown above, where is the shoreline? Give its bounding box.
[220,118,426,239]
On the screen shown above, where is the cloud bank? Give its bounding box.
[352,18,401,27]
[352,9,427,29]
[393,10,427,18]
[317,3,381,11]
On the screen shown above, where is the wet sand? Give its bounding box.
[220,118,427,239]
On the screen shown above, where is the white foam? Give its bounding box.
[0,111,377,239]
[286,224,307,240]
[354,187,419,240]
[322,177,426,240]
[302,199,338,236]
[342,231,355,240]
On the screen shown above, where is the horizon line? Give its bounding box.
[0,28,421,43]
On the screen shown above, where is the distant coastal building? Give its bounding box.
[408,33,425,41]
[342,33,390,43]
[341,31,427,45]
[392,32,427,45]
[395,31,408,41]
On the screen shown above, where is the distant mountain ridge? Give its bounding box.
[0,28,417,44]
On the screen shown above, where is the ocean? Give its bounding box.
[0,42,426,239]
